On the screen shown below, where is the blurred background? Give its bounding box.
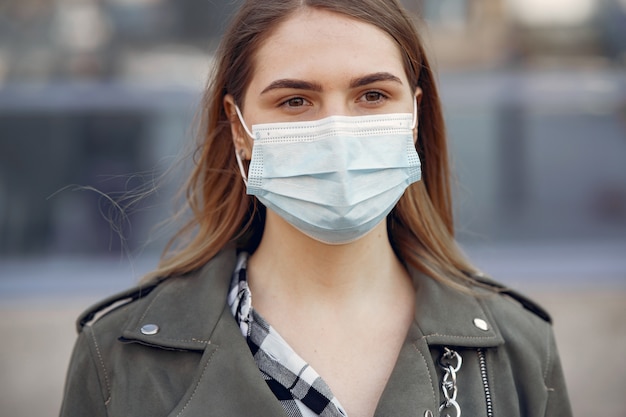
[1,0,625,415]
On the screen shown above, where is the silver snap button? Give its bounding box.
[140,324,159,335]
[473,318,489,331]
[424,410,434,417]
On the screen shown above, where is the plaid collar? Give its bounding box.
[227,252,348,417]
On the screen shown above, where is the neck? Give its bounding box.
[247,211,409,303]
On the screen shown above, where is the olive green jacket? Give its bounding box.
[60,249,572,417]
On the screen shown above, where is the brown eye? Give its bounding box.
[358,90,389,104]
[364,91,383,102]
[286,97,306,107]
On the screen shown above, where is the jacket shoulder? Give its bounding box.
[471,272,552,323]
[75,277,166,333]
[469,273,558,373]
[75,248,238,334]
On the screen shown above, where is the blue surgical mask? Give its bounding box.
[234,102,421,244]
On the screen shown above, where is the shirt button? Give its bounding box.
[473,318,489,331]
[140,324,160,335]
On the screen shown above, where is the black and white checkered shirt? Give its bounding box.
[227,252,348,417]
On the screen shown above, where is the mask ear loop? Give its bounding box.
[233,104,255,186]
[234,105,255,139]
[235,148,248,186]
[411,95,418,130]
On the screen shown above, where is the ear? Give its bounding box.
[223,94,252,159]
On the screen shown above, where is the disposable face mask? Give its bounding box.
[234,101,421,244]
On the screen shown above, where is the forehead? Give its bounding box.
[249,8,408,89]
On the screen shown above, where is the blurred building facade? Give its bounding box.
[3,0,625,83]
[1,0,625,255]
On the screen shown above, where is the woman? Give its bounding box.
[60,1,572,416]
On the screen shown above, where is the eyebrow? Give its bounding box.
[260,72,404,95]
[349,72,404,88]
[261,79,323,94]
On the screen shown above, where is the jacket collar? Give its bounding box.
[120,249,504,350]
[120,249,238,351]
[410,268,504,347]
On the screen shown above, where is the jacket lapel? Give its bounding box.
[120,249,287,416]
[375,268,506,416]
[166,305,287,417]
[375,322,440,417]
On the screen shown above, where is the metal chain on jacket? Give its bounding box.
[438,348,462,417]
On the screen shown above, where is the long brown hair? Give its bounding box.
[147,0,478,288]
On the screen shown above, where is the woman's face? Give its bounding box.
[231,7,418,135]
